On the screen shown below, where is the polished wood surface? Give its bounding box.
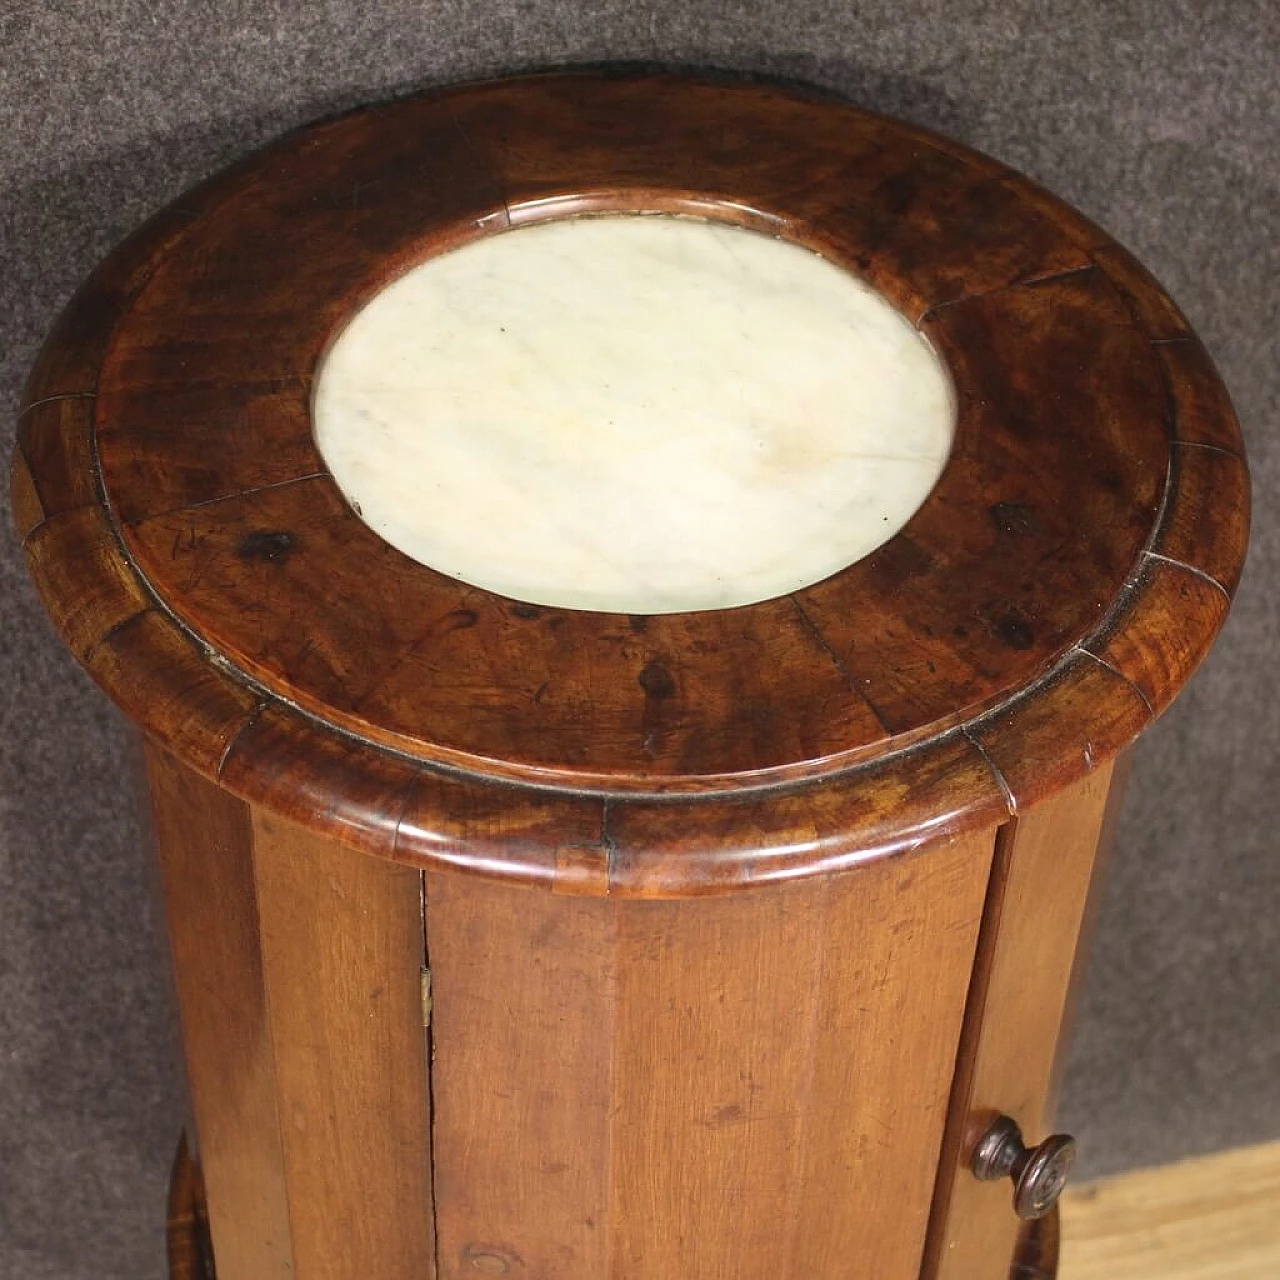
[149,745,434,1279]
[167,1148,1066,1280]
[251,807,434,1280]
[148,745,294,1278]
[925,765,1117,1278]
[12,69,1248,896]
[166,1137,214,1280]
[97,80,1161,787]
[426,831,991,1279]
[171,1136,1280,1280]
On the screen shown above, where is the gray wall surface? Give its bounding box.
[1,3,1275,1277]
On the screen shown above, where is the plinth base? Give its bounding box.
[165,1139,1059,1279]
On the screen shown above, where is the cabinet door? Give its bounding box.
[924,762,1125,1279]
[425,830,993,1280]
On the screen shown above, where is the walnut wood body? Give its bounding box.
[147,741,1114,1280]
[165,1148,1061,1280]
[13,69,1248,1280]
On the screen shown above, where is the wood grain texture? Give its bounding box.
[95,74,1169,791]
[424,872,618,1280]
[150,743,435,1279]
[1091,243,1195,340]
[1043,749,1133,1121]
[93,103,503,526]
[165,1145,1068,1280]
[22,504,149,660]
[426,831,993,1280]
[925,765,1117,1280]
[165,1134,1280,1280]
[147,744,295,1279]
[251,805,435,1280]
[802,264,1166,738]
[1158,336,1247,454]
[96,611,262,777]
[445,71,1087,321]
[9,444,42,541]
[1060,1142,1280,1280]
[122,474,889,779]
[1086,561,1229,717]
[13,396,97,533]
[1152,444,1250,597]
[968,653,1149,813]
[603,729,1008,895]
[166,1137,215,1280]
[12,69,1249,897]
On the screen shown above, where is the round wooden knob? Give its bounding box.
[971,1116,1077,1220]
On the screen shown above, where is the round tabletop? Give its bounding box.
[13,69,1249,895]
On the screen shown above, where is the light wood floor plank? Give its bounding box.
[1061,1140,1280,1279]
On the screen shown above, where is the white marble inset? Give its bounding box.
[313,215,955,614]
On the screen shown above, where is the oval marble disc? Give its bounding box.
[313,214,955,614]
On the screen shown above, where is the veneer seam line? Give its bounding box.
[1073,647,1156,717]
[961,727,1018,817]
[1140,550,1232,599]
[215,700,270,781]
[788,595,893,735]
[1171,438,1247,460]
[125,470,331,525]
[82,603,152,662]
[50,445,1188,808]
[915,262,1098,326]
[17,390,96,419]
[442,101,514,227]
[600,797,619,889]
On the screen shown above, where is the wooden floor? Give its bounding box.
[1060,1139,1280,1279]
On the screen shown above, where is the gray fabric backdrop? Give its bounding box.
[1,3,1275,1277]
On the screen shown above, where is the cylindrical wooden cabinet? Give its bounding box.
[11,71,1249,1280]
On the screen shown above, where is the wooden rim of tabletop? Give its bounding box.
[12,70,1249,896]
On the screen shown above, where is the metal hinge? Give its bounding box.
[420,966,433,1028]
